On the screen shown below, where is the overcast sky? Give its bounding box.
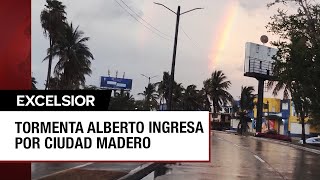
[32,0,296,100]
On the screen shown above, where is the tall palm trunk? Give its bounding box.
[301,114,306,144]
[213,99,218,117]
[241,116,247,135]
[45,38,53,90]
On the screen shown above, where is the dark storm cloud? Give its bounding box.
[238,0,269,11]
[71,0,144,22]
[238,0,298,11]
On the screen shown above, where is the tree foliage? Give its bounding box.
[109,90,135,111]
[267,0,320,143]
[138,83,159,110]
[203,70,233,115]
[110,70,231,112]
[32,77,37,90]
[240,86,255,112]
[41,1,94,90]
[41,0,67,89]
[236,86,255,135]
[48,23,94,90]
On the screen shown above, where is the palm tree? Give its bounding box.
[41,0,67,89]
[237,86,255,135]
[109,90,135,111]
[204,70,233,116]
[198,89,211,111]
[134,100,145,111]
[48,23,94,90]
[171,82,184,110]
[156,72,170,105]
[182,85,200,110]
[32,77,37,90]
[138,83,159,110]
[240,86,255,112]
[156,72,189,110]
[47,76,60,90]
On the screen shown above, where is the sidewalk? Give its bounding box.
[250,135,320,154]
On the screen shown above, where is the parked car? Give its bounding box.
[299,137,320,146]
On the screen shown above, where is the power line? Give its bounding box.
[180,27,200,47]
[180,27,207,55]
[113,0,171,41]
[118,0,173,39]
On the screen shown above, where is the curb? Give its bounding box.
[250,136,320,155]
[213,130,236,135]
[117,163,164,180]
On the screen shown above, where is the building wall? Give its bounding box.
[280,99,290,119]
[288,100,320,136]
[253,98,284,134]
[290,122,310,135]
[289,116,320,135]
[242,97,319,136]
[280,99,290,135]
[253,98,281,118]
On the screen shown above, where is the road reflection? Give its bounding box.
[156,132,320,180]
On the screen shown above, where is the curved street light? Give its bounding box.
[154,2,203,110]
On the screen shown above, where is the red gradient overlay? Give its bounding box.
[0,0,31,179]
[0,0,31,90]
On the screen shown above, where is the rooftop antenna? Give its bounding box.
[108,70,110,77]
[123,72,125,79]
[116,70,118,78]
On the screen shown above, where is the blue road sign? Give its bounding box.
[100,76,133,90]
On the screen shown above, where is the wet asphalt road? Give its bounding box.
[157,131,320,180]
[32,131,320,180]
[32,162,143,179]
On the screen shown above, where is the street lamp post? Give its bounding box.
[141,74,158,84]
[154,2,203,111]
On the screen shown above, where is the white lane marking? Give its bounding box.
[254,155,265,163]
[36,162,93,180]
[129,163,149,174]
[131,165,143,173]
[217,137,223,140]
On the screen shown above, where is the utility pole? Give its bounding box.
[141,74,158,84]
[154,2,203,111]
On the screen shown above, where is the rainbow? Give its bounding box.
[208,0,239,70]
